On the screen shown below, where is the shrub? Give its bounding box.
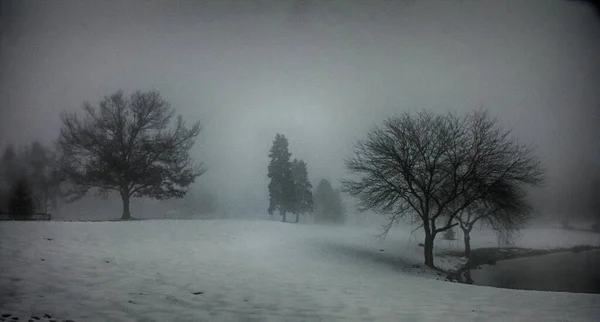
[8,177,34,219]
[561,219,573,230]
[443,227,456,240]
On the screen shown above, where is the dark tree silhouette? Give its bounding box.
[0,145,17,184]
[8,176,34,219]
[0,142,65,214]
[290,159,313,223]
[22,141,63,213]
[593,174,600,232]
[58,90,205,220]
[343,109,543,268]
[267,133,294,222]
[0,145,18,213]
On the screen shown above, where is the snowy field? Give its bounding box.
[1,219,600,321]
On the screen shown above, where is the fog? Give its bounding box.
[1,0,599,219]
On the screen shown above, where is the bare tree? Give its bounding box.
[342,109,543,268]
[456,180,533,258]
[58,90,205,220]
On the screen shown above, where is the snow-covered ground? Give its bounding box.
[1,219,599,321]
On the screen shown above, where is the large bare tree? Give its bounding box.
[58,90,205,220]
[342,109,543,268]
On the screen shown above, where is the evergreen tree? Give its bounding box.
[23,141,62,213]
[290,159,313,223]
[0,142,69,215]
[314,179,345,224]
[267,134,294,222]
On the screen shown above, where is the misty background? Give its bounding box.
[1,0,598,220]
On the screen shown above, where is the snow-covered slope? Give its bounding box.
[0,219,599,321]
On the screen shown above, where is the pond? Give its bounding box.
[469,250,600,294]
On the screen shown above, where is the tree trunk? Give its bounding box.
[464,232,471,258]
[423,225,435,268]
[280,209,286,222]
[295,213,299,223]
[120,192,131,220]
[460,225,472,258]
[463,270,474,284]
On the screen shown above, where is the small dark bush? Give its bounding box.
[443,227,456,240]
[8,177,34,219]
[561,219,573,230]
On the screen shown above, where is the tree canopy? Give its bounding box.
[58,90,205,220]
[343,109,543,267]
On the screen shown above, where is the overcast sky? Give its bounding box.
[1,0,599,216]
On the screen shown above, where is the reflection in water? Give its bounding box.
[469,250,600,294]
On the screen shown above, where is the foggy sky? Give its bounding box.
[1,0,599,216]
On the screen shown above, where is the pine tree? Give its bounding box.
[267,134,294,222]
[23,141,62,213]
[290,159,313,223]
